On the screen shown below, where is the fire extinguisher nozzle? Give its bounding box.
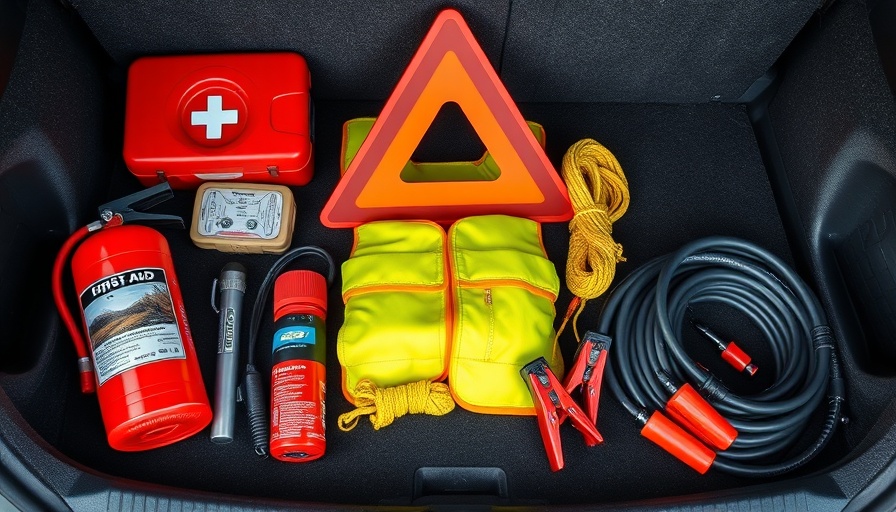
[77,357,95,394]
[79,371,96,394]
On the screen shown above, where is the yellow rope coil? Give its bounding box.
[558,138,630,341]
[337,379,455,431]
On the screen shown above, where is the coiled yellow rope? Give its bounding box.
[337,380,455,431]
[557,138,630,342]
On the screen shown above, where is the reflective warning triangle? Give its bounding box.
[320,9,572,228]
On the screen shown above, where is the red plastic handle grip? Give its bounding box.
[721,342,753,373]
[666,384,737,450]
[641,411,716,474]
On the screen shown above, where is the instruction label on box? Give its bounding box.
[198,187,284,239]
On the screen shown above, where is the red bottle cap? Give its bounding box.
[721,342,757,376]
[274,270,328,321]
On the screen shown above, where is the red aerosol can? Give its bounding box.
[269,270,328,461]
[53,184,212,451]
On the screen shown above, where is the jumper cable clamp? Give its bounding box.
[521,357,603,471]
[563,331,611,425]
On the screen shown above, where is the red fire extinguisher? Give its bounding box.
[241,246,335,460]
[269,270,329,461]
[52,184,212,451]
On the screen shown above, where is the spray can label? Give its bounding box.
[270,318,326,458]
[79,267,186,385]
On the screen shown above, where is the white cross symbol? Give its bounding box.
[190,95,239,140]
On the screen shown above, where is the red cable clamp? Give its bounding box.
[563,331,611,425]
[521,357,603,471]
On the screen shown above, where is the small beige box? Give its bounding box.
[190,182,296,254]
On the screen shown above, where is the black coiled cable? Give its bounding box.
[598,236,845,477]
[243,246,336,457]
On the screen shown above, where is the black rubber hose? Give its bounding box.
[597,236,844,477]
[243,364,269,457]
[242,246,336,458]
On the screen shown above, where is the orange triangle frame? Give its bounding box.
[320,9,573,228]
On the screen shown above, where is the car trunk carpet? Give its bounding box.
[50,101,800,505]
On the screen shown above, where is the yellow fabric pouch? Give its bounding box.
[448,215,563,414]
[338,215,561,416]
[338,220,450,403]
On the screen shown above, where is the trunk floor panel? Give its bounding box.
[49,101,797,505]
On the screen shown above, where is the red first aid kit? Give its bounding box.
[123,53,313,189]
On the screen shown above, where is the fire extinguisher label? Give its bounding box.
[79,267,186,385]
[272,326,315,352]
[271,360,326,443]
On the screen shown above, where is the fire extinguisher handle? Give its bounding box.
[116,211,185,229]
[97,183,184,229]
